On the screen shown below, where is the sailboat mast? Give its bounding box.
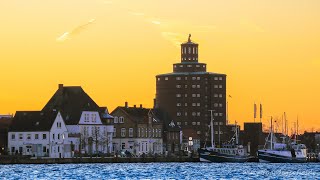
[235,121,239,145]
[209,110,215,148]
[270,117,273,150]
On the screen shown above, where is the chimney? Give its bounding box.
[134,105,136,108]
[58,84,64,89]
[125,101,128,108]
[153,98,157,108]
[140,104,143,109]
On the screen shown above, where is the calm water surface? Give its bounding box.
[0,163,319,179]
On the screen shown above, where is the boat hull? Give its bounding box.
[258,150,307,163]
[198,149,249,163]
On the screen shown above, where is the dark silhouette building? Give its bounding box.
[155,35,227,146]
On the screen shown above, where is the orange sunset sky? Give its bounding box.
[0,0,319,133]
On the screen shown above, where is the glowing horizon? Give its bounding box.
[0,0,319,133]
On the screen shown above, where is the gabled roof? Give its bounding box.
[9,111,58,132]
[42,85,103,125]
[112,106,163,124]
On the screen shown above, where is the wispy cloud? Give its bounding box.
[161,32,186,48]
[56,19,96,42]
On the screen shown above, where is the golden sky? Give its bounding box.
[0,0,319,133]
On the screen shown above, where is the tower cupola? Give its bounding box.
[181,34,199,63]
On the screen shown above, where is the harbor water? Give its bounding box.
[0,163,319,179]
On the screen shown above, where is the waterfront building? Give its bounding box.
[8,111,72,158]
[163,120,182,155]
[42,84,114,154]
[155,35,228,146]
[110,102,163,156]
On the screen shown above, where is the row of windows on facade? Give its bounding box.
[113,116,124,124]
[159,76,223,81]
[113,128,162,138]
[84,113,97,123]
[11,146,49,154]
[181,57,198,61]
[82,126,108,137]
[175,84,223,89]
[11,133,49,141]
[176,102,223,107]
[175,121,224,126]
[176,94,224,98]
[177,112,224,117]
[182,46,198,55]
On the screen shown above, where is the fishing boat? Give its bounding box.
[257,117,307,163]
[198,115,250,163]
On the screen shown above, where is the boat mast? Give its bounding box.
[235,121,239,145]
[209,110,215,148]
[270,116,273,150]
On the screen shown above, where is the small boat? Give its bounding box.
[257,117,307,163]
[198,119,250,163]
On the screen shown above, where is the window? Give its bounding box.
[192,94,196,97]
[219,113,223,116]
[42,134,47,140]
[219,94,223,98]
[214,122,218,125]
[176,94,181,97]
[197,131,201,134]
[19,134,23,140]
[185,94,188,97]
[197,103,200,106]
[214,94,218,97]
[176,77,181,80]
[155,129,158,137]
[57,122,61,128]
[114,117,118,123]
[197,85,200,88]
[180,65,184,67]
[214,113,218,116]
[185,85,188,88]
[192,77,196,80]
[52,134,55,140]
[11,134,15,140]
[185,122,188,125]
[159,129,161,137]
[84,114,89,122]
[214,85,218,88]
[176,85,181,88]
[192,112,196,116]
[27,134,31,140]
[43,146,46,153]
[177,103,181,107]
[177,112,181,116]
[197,112,201,116]
[185,112,188,116]
[192,85,196,88]
[197,122,200,125]
[113,128,116,137]
[184,103,188,106]
[187,65,192,67]
[157,78,160,81]
[177,122,181,125]
[119,117,124,123]
[121,128,126,137]
[141,128,144,137]
[138,128,141,137]
[197,77,201,80]
[58,134,60,140]
[197,94,200,97]
[152,129,155,137]
[11,147,15,153]
[214,103,218,107]
[219,122,224,125]
[196,65,200,68]
[92,114,97,123]
[165,77,168,80]
[219,103,223,107]
[192,122,196,125]
[219,85,223,88]
[219,77,223,80]
[129,128,133,137]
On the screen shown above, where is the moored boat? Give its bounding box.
[198,118,250,163]
[258,117,307,163]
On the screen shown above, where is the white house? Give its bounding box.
[8,111,72,158]
[41,84,114,155]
